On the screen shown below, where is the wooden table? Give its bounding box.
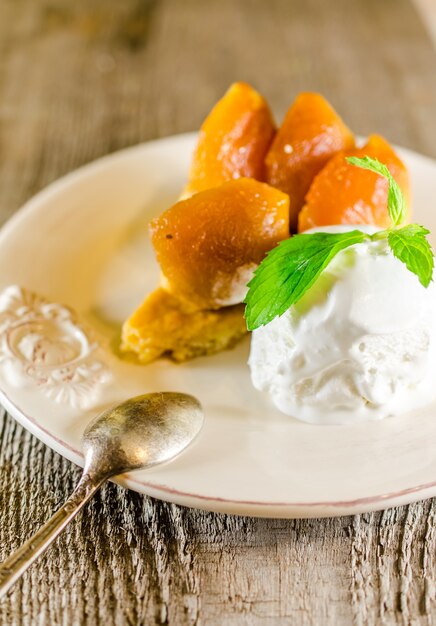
[1,1,436,623]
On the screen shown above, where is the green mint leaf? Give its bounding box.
[346,155,406,227]
[244,230,369,330]
[388,224,434,287]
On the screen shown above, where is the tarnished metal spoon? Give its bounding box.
[0,392,203,599]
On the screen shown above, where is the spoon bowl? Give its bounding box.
[83,392,204,478]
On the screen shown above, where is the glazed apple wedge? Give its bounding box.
[265,92,355,231]
[183,82,276,197]
[122,178,289,362]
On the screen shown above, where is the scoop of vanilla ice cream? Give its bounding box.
[248,225,436,424]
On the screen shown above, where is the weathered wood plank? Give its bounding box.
[1,0,436,624]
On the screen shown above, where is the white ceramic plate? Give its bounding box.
[1,132,436,518]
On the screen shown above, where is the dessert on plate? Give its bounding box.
[122,82,410,367]
[121,81,436,423]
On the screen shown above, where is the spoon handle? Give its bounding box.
[0,472,103,599]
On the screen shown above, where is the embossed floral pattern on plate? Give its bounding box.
[0,286,111,408]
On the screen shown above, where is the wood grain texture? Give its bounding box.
[0,0,436,624]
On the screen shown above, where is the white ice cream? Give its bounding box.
[249,225,436,424]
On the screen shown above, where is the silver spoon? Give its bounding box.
[0,392,203,599]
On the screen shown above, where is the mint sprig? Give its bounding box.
[244,155,434,330]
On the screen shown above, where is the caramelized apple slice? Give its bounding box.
[151,178,290,310]
[121,288,247,363]
[265,92,355,231]
[184,82,276,196]
[298,135,411,232]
